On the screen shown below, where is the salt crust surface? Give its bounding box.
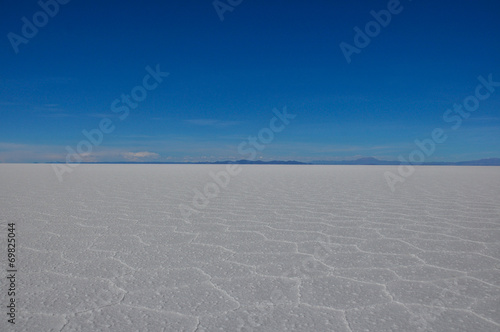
[0,164,499,331]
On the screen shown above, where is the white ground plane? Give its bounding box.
[1,164,499,331]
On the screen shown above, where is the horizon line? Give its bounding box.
[2,156,500,166]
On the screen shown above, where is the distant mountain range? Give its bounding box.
[310,157,500,166]
[46,157,500,165]
[210,160,307,165]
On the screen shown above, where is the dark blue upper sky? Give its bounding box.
[1,0,499,162]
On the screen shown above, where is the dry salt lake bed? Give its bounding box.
[1,164,499,331]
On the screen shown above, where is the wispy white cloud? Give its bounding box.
[0,142,31,150]
[467,117,500,122]
[86,112,120,119]
[185,119,242,127]
[0,77,75,86]
[0,101,25,107]
[114,134,158,139]
[39,113,75,118]
[0,142,67,163]
[121,151,160,161]
[32,104,75,118]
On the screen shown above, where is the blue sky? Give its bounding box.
[1,0,499,162]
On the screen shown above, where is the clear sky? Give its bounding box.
[1,0,499,162]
